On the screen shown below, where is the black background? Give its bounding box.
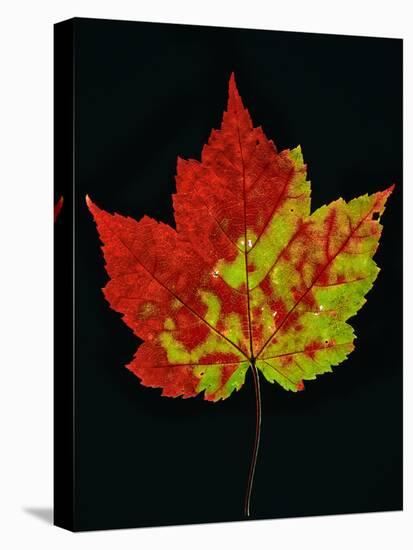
[68,18,402,530]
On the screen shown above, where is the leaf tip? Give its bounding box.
[228,71,242,106]
[385,183,396,196]
[378,184,395,205]
[86,194,98,215]
[85,194,101,220]
[373,184,395,215]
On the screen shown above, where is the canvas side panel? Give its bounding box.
[54,18,76,532]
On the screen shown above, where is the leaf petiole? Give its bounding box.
[244,360,262,518]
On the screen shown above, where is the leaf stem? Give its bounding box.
[244,360,262,518]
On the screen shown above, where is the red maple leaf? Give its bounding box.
[87,73,393,516]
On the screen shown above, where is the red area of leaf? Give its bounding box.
[54,196,63,222]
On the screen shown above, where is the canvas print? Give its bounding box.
[54,17,403,531]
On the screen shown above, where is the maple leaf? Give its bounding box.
[87,73,393,516]
[87,73,393,399]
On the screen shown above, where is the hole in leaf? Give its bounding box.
[372,212,380,221]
